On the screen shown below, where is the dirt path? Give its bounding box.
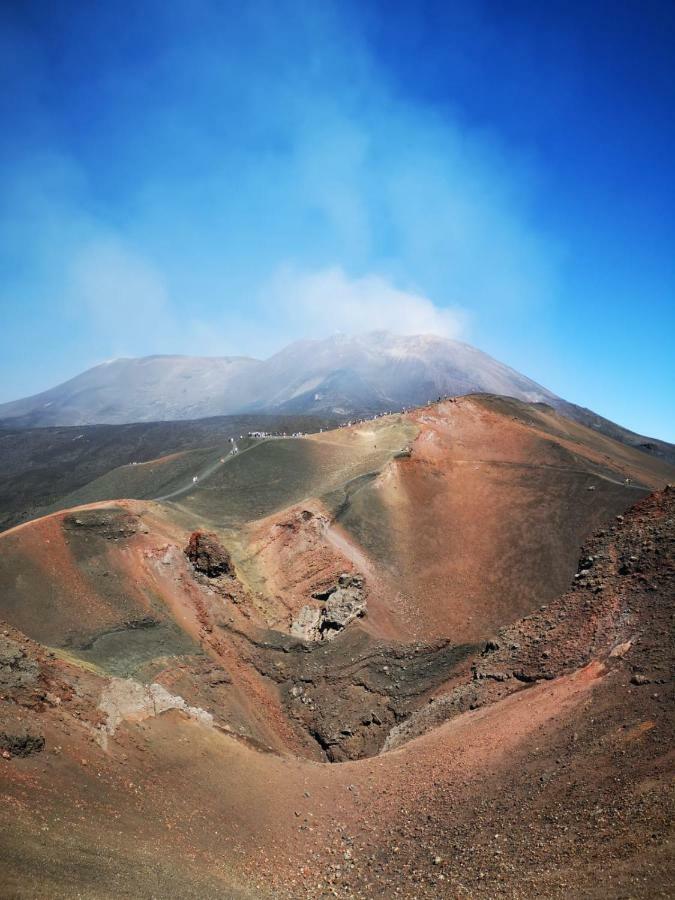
[322,518,378,581]
[153,441,249,501]
[448,457,648,489]
[154,436,309,503]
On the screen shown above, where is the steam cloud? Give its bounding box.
[1,0,559,369]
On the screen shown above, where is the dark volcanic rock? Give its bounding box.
[251,627,475,762]
[0,730,45,757]
[63,508,142,540]
[185,531,233,578]
[0,636,39,692]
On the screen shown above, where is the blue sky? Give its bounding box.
[1,0,673,439]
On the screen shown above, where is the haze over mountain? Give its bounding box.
[3,332,671,462]
[0,332,553,424]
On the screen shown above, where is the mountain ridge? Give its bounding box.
[1,332,672,462]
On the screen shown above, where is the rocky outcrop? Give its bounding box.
[384,486,675,750]
[184,531,233,578]
[63,508,143,540]
[291,574,366,641]
[0,635,39,693]
[97,677,214,741]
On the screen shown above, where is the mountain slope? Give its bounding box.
[0,413,337,533]
[3,332,671,462]
[235,332,561,414]
[0,354,259,426]
[0,332,558,424]
[0,400,673,897]
[2,395,672,653]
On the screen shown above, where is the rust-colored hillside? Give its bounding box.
[0,398,673,897]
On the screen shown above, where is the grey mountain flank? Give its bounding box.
[1,331,671,461]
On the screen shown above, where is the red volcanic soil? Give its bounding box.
[0,401,673,898]
[0,505,154,646]
[0,484,673,897]
[240,396,674,645]
[344,395,674,642]
[0,501,311,757]
[239,502,353,628]
[240,501,403,640]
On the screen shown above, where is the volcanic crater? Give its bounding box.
[1,395,673,898]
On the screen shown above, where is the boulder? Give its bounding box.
[292,573,367,642]
[184,531,233,577]
[323,588,366,632]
